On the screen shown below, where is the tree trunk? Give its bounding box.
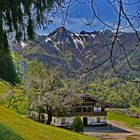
[38,111,41,122]
[46,109,52,125]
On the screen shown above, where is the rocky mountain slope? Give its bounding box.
[19,27,140,78]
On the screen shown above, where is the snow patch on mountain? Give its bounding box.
[91,34,96,38]
[20,41,27,48]
[73,37,85,52]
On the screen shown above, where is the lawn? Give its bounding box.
[0,106,97,140]
[107,111,140,127]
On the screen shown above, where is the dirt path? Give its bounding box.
[107,120,140,134]
[83,120,140,140]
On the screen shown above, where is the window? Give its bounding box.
[98,107,101,112]
[41,114,45,119]
[76,107,82,112]
[94,107,101,112]
[101,108,105,112]
[87,107,91,112]
[61,118,66,124]
[91,107,94,112]
[83,107,87,112]
[54,119,56,124]
[103,116,106,120]
[87,107,94,112]
[94,107,97,112]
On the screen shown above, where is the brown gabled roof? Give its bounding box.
[80,94,110,107]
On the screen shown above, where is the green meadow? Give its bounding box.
[107,111,140,127]
[0,106,97,140]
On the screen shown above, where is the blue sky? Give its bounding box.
[36,0,140,35]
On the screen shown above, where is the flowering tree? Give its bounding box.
[23,60,81,124]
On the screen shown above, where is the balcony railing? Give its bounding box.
[60,111,107,117]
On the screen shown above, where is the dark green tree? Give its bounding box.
[71,117,84,132]
[0,18,19,84]
[0,0,64,41]
[0,0,64,83]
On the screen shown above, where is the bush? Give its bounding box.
[71,117,84,132]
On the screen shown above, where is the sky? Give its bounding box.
[36,0,140,35]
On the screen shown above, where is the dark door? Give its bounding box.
[83,117,88,126]
[97,117,100,123]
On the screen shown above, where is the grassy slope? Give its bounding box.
[0,81,11,95]
[107,111,140,127]
[0,106,96,140]
[0,123,24,140]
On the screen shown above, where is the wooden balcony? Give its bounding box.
[60,111,107,117]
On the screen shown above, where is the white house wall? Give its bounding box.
[28,111,107,126]
[51,116,106,126]
[51,116,74,126]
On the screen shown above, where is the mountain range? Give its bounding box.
[18,27,140,78]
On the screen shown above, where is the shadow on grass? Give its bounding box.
[84,124,131,133]
[0,123,24,140]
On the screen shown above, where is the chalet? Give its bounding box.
[51,94,109,127]
[28,94,109,127]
